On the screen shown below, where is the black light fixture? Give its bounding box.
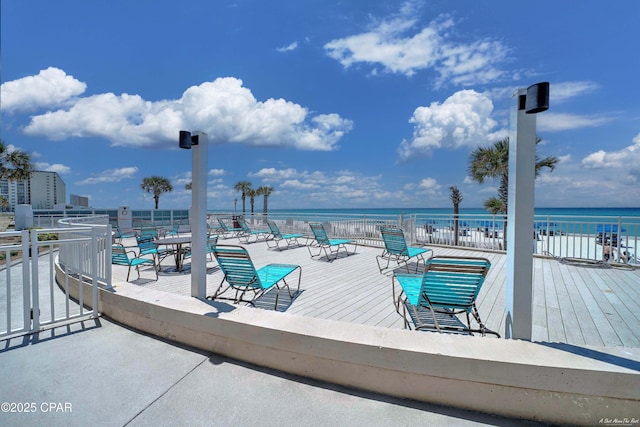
[525,82,550,114]
[179,130,200,149]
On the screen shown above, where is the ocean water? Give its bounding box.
[264,207,640,218]
[222,207,640,237]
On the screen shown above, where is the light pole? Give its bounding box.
[179,130,208,299]
[505,82,549,340]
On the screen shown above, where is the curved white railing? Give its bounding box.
[30,209,640,266]
[0,215,112,338]
[57,215,112,286]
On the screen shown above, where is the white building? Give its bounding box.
[0,171,66,210]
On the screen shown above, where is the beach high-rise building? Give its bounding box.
[70,194,89,208]
[0,171,66,210]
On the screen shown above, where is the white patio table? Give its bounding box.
[155,236,191,273]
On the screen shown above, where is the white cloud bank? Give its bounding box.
[249,167,393,206]
[582,132,640,170]
[398,89,504,161]
[537,112,612,132]
[530,132,640,206]
[0,67,86,112]
[324,3,510,86]
[2,71,353,151]
[34,162,72,174]
[76,167,139,185]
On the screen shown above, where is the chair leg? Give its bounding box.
[470,303,500,337]
[208,277,229,300]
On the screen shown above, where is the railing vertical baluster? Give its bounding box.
[5,248,11,333]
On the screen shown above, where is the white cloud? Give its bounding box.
[76,167,138,185]
[436,39,509,87]
[277,41,298,52]
[34,162,71,174]
[582,132,640,169]
[537,112,612,132]
[281,179,319,190]
[208,169,226,176]
[324,5,510,85]
[0,67,86,112]
[551,81,599,103]
[530,133,640,206]
[418,177,441,194]
[250,167,299,181]
[16,73,352,151]
[398,89,503,161]
[557,154,572,163]
[247,167,392,207]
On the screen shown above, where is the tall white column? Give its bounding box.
[191,131,208,299]
[505,89,536,340]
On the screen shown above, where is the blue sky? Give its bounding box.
[2,0,639,211]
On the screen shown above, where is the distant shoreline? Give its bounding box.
[215,207,640,218]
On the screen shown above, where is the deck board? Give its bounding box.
[113,236,640,348]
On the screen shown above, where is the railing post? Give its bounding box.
[30,229,40,331]
[21,229,31,332]
[616,216,623,262]
[106,225,112,287]
[91,226,99,316]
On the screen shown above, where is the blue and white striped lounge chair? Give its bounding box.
[164,223,180,237]
[377,226,432,273]
[209,245,301,310]
[113,225,137,244]
[136,234,171,267]
[111,244,158,281]
[217,217,244,239]
[265,219,305,250]
[307,222,357,261]
[206,235,218,261]
[393,256,499,337]
[237,217,271,243]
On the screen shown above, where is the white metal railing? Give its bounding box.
[28,207,640,265]
[0,215,110,338]
[251,211,639,266]
[57,215,112,288]
[0,230,31,336]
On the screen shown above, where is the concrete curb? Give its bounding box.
[57,263,640,426]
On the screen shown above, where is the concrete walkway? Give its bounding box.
[0,317,542,427]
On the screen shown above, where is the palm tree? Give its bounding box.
[185,182,192,191]
[469,137,558,248]
[0,196,9,212]
[247,188,257,217]
[483,197,505,215]
[141,176,173,209]
[468,137,558,215]
[257,185,274,219]
[256,185,274,223]
[234,181,252,214]
[449,186,463,246]
[0,140,33,182]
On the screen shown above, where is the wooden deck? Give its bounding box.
[113,235,640,348]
